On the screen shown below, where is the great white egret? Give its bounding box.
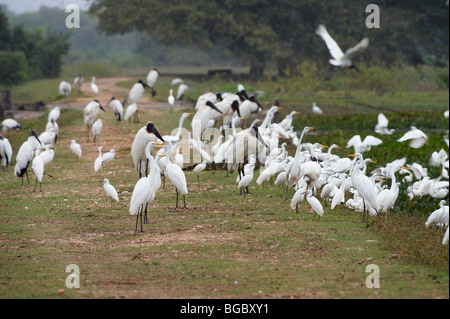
[84,100,105,142]
[94,146,103,172]
[124,103,138,124]
[102,179,119,207]
[398,126,428,149]
[168,89,175,112]
[375,113,395,135]
[312,102,323,115]
[306,188,324,221]
[193,160,207,184]
[315,24,369,71]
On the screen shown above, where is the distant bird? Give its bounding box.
[59,81,71,96]
[125,79,151,106]
[84,99,105,142]
[70,140,82,159]
[0,135,13,171]
[347,134,383,153]
[146,68,160,96]
[444,109,449,119]
[124,103,138,124]
[14,130,42,185]
[316,24,369,71]
[91,76,99,95]
[74,74,83,90]
[108,96,123,125]
[312,102,323,115]
[1,118,21,135]
[375,113,395,135]
[398,126,428,149]
[92,119,103,143]
[102,179,119,207]
[193,160,207,184]
[94,146,103,172]
[168,89,175,112]
[171,78,183,86]
[177,83,189,102]
[48,106,61,123]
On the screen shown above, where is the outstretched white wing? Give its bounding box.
[362,135,383,147]
[377,113,389,127]
[315,24,344,61]
[343,37,369,60]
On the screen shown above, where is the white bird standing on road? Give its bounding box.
[102,179,119,206]
[92,119,103,143]
[312,102,323,115]
[398,126,428,149]
[70,140,82,159]
[168,89,175,112]
[316,24,369,71]
[375,113,395,135]
[59,81,71,96]
[84,99,105,142]
[91,76,98,95]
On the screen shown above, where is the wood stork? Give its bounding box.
[194,92,223,110]
[108,96,123,125]
[91,76,99,95]
[131,122,165,178]
[38,127,58,146]
[59,81,71,96]
[124,103,138,124]
[84,99,105,142]
[32,144,55,192]
[146,68,160,97]
[1,118,21,135]
[14,130,42,185]
[177,83,189,103]
[0,135,13,171]
[48,106,60,123]
[192,101,224,140]
[316,24,369,71]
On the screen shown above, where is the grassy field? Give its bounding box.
[0,91,448,298]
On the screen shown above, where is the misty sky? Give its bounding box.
[0,0,91,13]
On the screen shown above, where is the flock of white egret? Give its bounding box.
[0,25,448,243]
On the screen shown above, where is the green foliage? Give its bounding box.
[0,51,28,86]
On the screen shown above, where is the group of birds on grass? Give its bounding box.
[1,25,448,242]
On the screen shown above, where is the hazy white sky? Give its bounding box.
[0,0,92,14]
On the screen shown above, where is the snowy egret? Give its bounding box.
[102,179,119,207]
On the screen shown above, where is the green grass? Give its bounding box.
[0,103,448,299]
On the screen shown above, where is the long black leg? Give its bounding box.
[135,206,141,232]
[33,178,37,192]
[176,189,179,209]
[26,171,29,186]
[183,194,186,209]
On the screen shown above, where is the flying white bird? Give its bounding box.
[316,24,369,71]
[398,126,428,149]
[375,113,395,135]
[102,179,119,206]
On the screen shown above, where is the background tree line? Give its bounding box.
[0,8,70,86]
[89,0,449,78]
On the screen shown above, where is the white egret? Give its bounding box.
[171,78,183,86]
[306,188,324,221]
[375,113,395,135]
[124,103,138,124]
[425,200,449,228]
[70,140,82,159]
[398,126,428,149]
[237,161,255,196]
[101,149,115,165]
[48,106,60,123]
[38,128,58,146]
[102,179,119,207]
[91,76,98,95]
[312,102,323,115]
[14,130,42,185]
[377,166,411,220]
[315,24,369,71]
[347,134,382,153]
[84,100,106,142]
[168,89,175,112]
[290,178,307,215]
[193,160,207,184]
[94,146,103,172]
[92,119,103,143]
